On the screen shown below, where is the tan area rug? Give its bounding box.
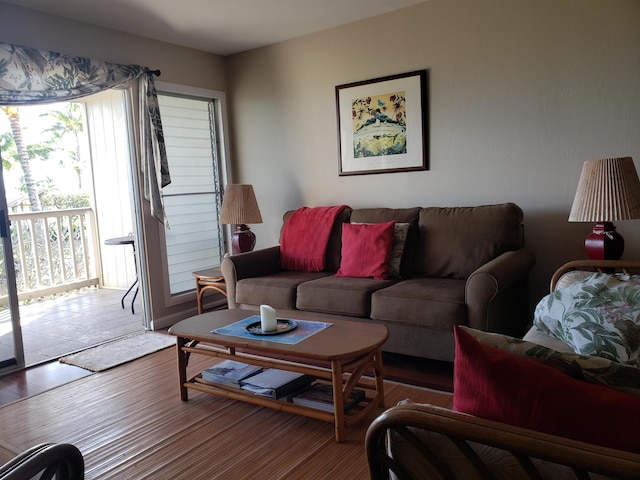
[59,331,175,372]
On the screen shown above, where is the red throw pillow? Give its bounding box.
[336,221,395,280]
[453,325,640,453]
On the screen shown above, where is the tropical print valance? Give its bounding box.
[0,42,151,104]
[0,42,170,223]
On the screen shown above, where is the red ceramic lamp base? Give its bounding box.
[231,224,256,254]
[584,222,624,260]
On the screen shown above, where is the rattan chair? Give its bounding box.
[0,443,84,480]
[366,402,640,479]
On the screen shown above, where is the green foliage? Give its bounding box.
[40,192,90,209]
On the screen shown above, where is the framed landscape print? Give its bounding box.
[336,69,428,176]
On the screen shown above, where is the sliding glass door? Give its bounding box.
[0,150,24,374]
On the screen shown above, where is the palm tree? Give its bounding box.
[0,106,42,211]
[41,103,85,190]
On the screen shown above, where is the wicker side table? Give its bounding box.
[193,267,227,314]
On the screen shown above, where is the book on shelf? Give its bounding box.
[292,383,366,413]
[201,360,263,388]
[239,368,315,399]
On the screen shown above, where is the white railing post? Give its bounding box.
[0,208,101,305]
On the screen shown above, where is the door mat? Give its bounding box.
[59,331,175,372]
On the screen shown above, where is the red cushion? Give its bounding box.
[453,325,640,453]
[336,221,395,280]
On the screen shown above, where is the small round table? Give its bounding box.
[193,267,227,314]
[104,236,138,314]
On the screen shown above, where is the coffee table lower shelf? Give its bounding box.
[177,341,385,442]
[187,376,379,427]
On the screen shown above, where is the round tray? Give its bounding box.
[246,319,298,336]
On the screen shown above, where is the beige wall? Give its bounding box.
[0,3,226,90]
[226,0,640,308]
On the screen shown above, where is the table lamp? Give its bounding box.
[569,157,640,260]
[219,184,263,254]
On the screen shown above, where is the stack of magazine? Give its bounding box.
[292,383,366,413]
[239,368,315,400]
[201,360,263,388]
[201,362,314,400]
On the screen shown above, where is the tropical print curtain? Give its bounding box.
[139,75,170,224]
[0,41,170,223]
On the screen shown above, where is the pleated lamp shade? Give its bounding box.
[219,184,263,225]
[219,184,262,254]
[568,157,640,260]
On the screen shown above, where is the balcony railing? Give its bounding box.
[0,208,101,305]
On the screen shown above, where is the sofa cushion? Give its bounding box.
[296,275,397,317]
[388,223,410,278]
[533,272,640,367]
[351,222,410,278]
[453,326,640,454]
[336,221,395,280]
[370,277,466,329]
[236,271,332,310]
[415,203,524,279]
[350,208,421,277]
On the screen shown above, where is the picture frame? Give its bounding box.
[335,69,428,176]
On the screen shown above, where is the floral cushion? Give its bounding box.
[460,326,640,395]
[388,223,410,278]
[533,272,640,367]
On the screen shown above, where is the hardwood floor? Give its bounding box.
[0,349,453,407]
[1,291,453,406]
[0,347,453,479]
[0,362,91,406]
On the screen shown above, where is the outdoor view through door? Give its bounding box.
[0,92,144,369]
[0,87,228,371]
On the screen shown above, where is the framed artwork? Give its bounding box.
[335,69,428,176]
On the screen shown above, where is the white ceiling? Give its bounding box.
[2,0,429,56]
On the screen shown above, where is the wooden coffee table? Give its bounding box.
[168,309,388,442]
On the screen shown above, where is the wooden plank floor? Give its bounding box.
[0,361,92,406]
[0,345,453,479]
[0,348,453,407]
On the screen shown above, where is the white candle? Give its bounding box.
[260,304,277,331]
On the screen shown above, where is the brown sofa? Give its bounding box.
[221,203,535,362]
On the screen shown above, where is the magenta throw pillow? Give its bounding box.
[452,325,640,453]
[336,221,395,280]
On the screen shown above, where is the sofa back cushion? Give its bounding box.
[349,207,421,277]
[282,208,352,272]
[415,203,524,279]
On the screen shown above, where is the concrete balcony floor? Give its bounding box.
[1,287,144,367]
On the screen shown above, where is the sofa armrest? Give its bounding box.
[465,248,535,335]
[366,402,640,480]
[221,246,282,308]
